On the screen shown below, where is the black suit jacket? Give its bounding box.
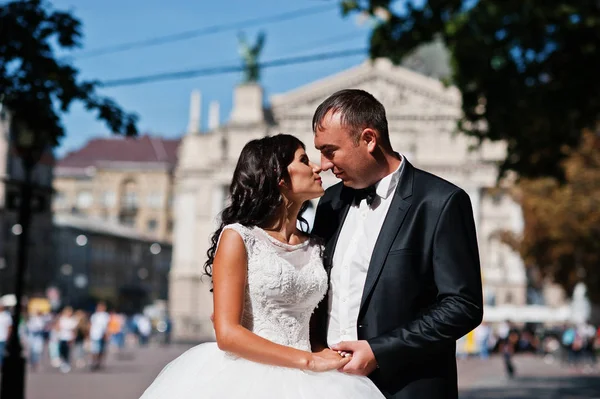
[311,160,483,399]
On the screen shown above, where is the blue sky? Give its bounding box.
[51,0,375,157]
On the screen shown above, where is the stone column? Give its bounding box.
[169,185,200,341]
[187,90,202,134]
[208,101,220,131]
[230,83,264,124]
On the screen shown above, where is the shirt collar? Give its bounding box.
[374,154,404,200]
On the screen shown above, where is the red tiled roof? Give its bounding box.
[57,135,181,169]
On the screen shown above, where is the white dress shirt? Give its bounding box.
[327,157,405,346]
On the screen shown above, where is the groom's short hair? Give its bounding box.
[312,89,390,147]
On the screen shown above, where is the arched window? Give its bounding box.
[119,179,138,226]
[121,179,138,210]
[76,191,93,209]
[53,191,68,210]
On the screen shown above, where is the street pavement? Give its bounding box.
[459,354,600,399]
[6,345,599,399]
[24,344,191,399]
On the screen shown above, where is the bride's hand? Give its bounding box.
[308,348,351,372]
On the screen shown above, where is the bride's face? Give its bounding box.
[282,147,324,202]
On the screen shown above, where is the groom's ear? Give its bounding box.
[361,128,378,153]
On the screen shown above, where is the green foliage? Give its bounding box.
[502,131,600,302]
[0,0,137,148]
[346,1,600,179]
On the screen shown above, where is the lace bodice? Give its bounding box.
[220,223,327,352]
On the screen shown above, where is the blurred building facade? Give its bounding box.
[52,213,171,313]
[0,108,55,298]
[169,59,566,341]
[53,135,180,244]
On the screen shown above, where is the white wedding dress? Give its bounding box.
[139,223,384,398]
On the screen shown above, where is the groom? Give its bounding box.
[310,89,483,399]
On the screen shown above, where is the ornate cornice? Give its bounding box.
[270,59,460,115]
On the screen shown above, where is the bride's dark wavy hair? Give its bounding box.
[204,134,314,278]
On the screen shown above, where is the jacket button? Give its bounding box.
[358,325,363,328]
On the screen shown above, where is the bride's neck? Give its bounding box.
[264,201,303,242]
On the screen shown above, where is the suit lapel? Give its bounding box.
[323,186,353,271]
[359,161,415,316]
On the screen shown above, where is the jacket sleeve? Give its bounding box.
[367,189,484,374]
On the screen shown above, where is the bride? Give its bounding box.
[139,134,384,398]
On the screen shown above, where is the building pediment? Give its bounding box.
[270,58,461,121]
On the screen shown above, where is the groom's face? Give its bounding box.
[314,111,373,189]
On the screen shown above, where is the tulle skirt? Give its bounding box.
[139,343,384,398]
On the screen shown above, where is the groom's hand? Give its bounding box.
[330,340,378,376]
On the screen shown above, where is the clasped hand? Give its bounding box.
[309,348,351,372]
[330,340,378,376]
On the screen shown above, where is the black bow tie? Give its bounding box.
[354,185,377,206]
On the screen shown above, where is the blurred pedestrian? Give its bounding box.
[0,304,13,367]
[73,310,89,369]
[89,302,110,370]
[474,322,491,359]
[108,311,126,355]
[136,314,152,347]
[57,307,77,373]
[26,310,45,371]
[562,325,577,366]
[503,329,519,378]
[48,314,61,368]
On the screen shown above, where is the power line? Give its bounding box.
[192,31,365,69]
[76,4,337,59]
[100,48,367,88]
[284,31,365,53]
